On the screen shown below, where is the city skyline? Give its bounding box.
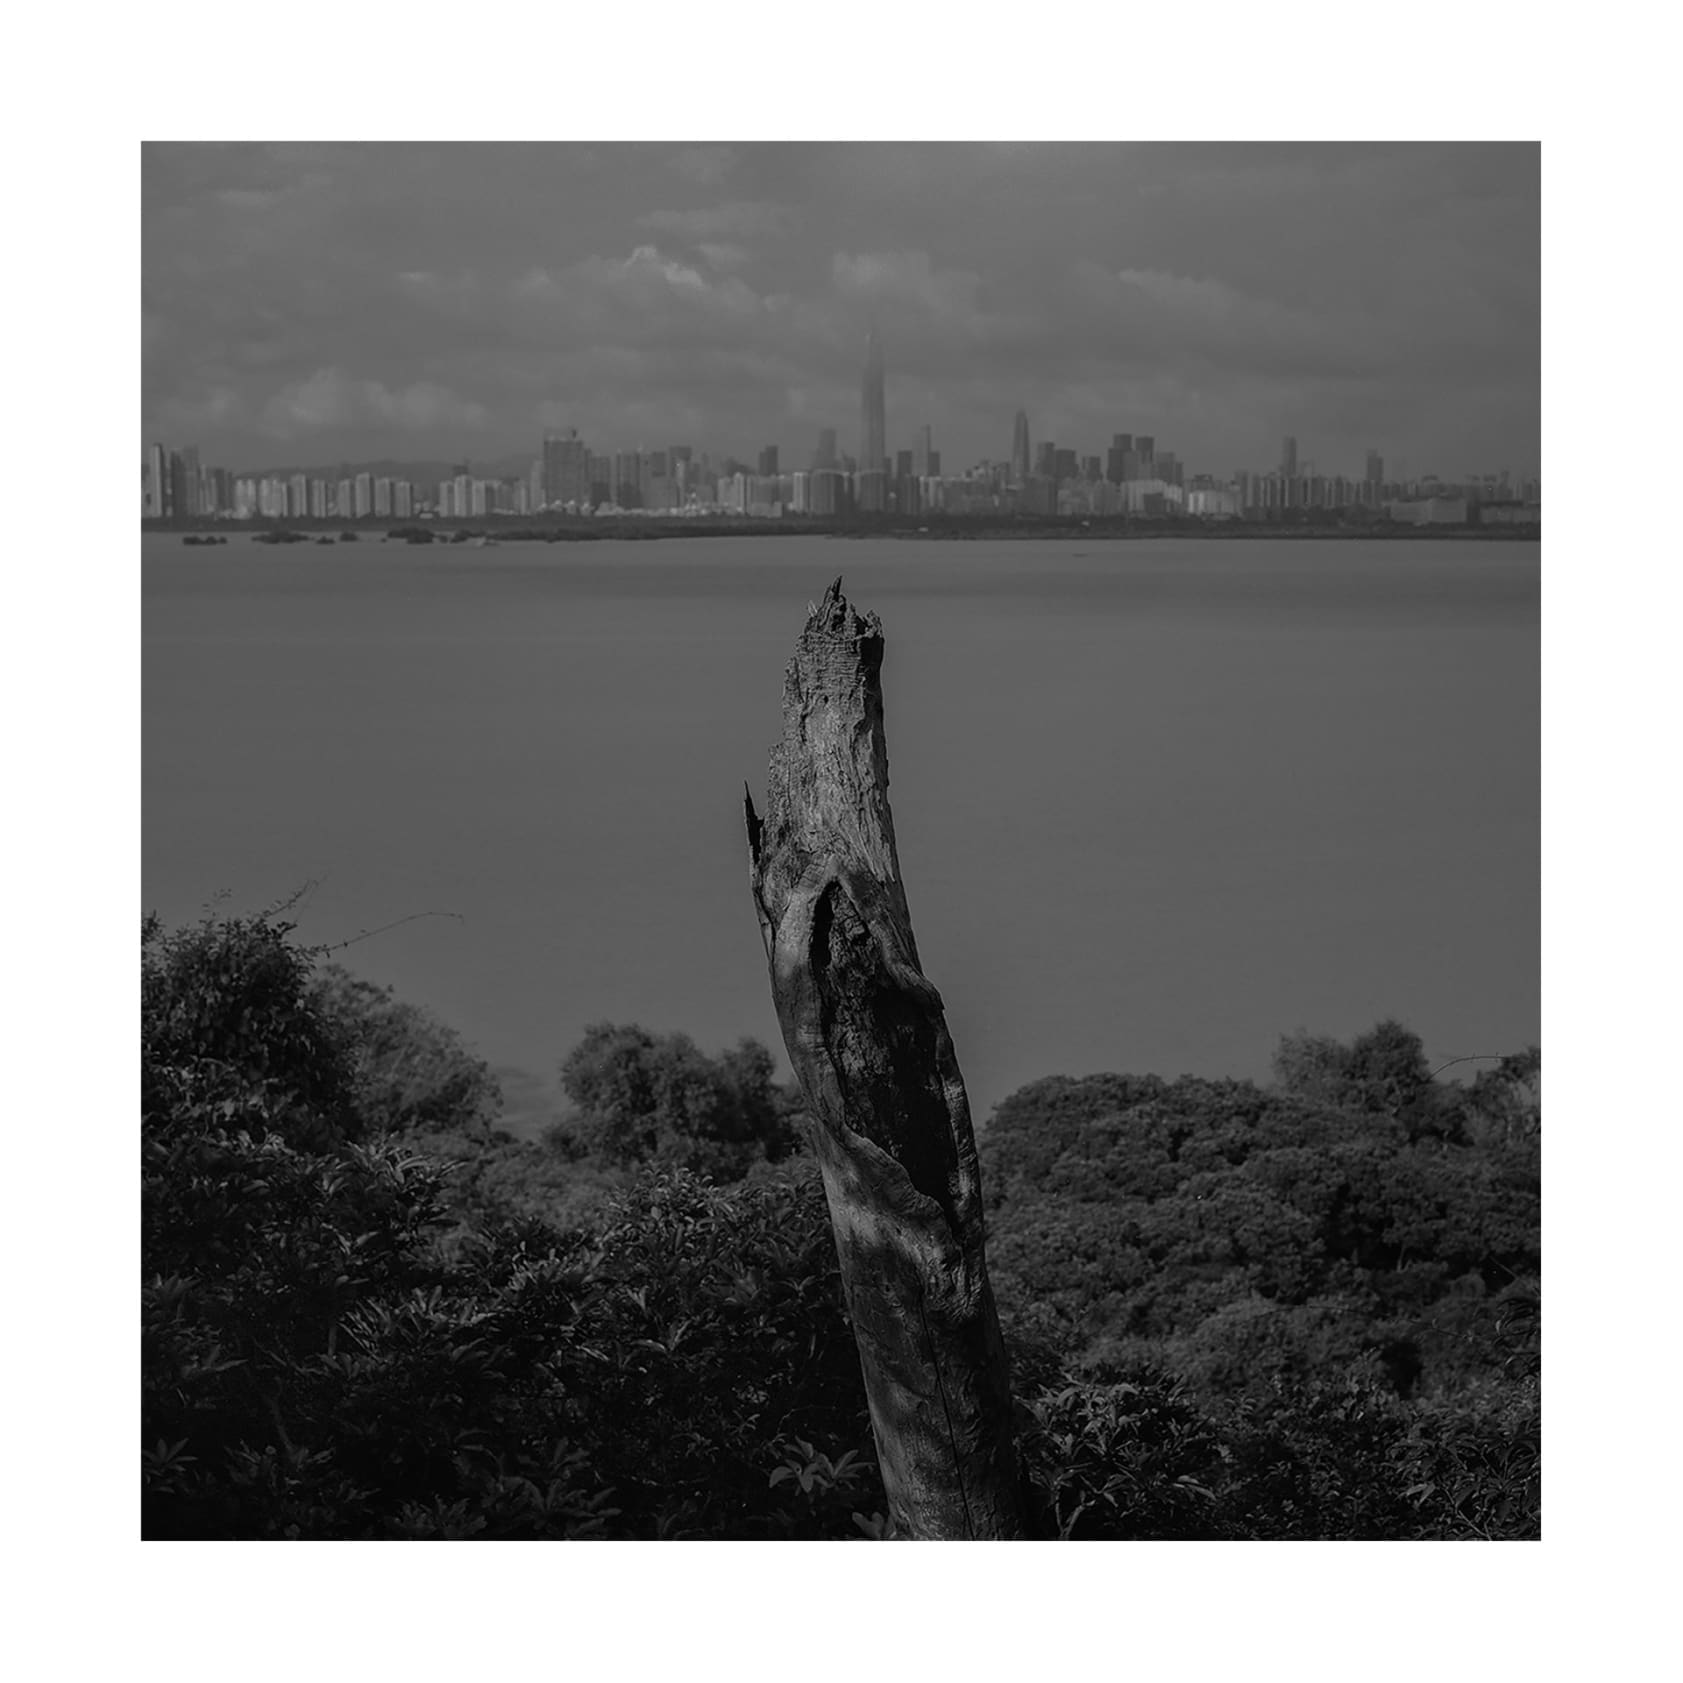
[142,142,1540,483]
[140,321,1537,525]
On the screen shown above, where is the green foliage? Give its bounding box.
[308,964,503,1136]
[557,1022,802,1178]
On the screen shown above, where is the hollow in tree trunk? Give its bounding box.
[745,579,1025,1541]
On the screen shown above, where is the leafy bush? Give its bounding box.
[308,964,503,1137]
[1018,1372,1230,1539]
[539,1168,874,1537]
[982,1028,1539,1427]
[557,1022,802,1179]
[1013,1362,1540,1541]
[141,912,873,1539]
[143,1112,873,1538]
[141,911,1537,1540]
[143,908,361,1151]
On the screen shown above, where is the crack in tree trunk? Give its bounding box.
[746,578,1025,1540]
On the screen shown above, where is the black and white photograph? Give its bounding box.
[136,133,1544,1552]
[17,0,1679,1661]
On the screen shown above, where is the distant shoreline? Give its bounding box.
[144,514,1539,545]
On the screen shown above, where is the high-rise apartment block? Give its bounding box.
[809,468,850,518]
[542,430,591,509]
[176,447,202,518]
[145,443,170,518]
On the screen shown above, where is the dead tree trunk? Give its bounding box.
[745,579,1025,1540]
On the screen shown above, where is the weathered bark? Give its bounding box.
[745,579,1025,1540]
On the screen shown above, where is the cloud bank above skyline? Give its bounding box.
[142,141,1539,479]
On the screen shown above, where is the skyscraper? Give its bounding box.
[913,424,934,479]
[146,443,169,518]
[812,427,837,471]
[543,429,591,509]
[1011,411,1031,484]
[1281,435,1298,479]
[858,330,886,512]
[176,446,202,518]
[1106,433,1134,484]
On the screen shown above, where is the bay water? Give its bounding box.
[142,533,1539,1134]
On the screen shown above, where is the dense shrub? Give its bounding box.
[143,1083,872,1536]
[140,912,871,1539]
[308,964,503,1137]
[143,909,361,1151]
[529,1169,875,1538]
[981,1031,1540,1445]
[141,911,1538,1539]
[1015,1362,1539,1541]
[556,1022,803,1178]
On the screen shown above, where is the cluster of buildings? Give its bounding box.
[142,444,422,523]
[142,338,1539,528]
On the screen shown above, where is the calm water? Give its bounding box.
[142,533,1539,1134]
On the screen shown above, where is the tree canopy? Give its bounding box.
[141,909,1538,1540]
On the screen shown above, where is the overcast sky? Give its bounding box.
[142,141,1539,480]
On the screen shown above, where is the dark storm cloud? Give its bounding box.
[142,141,1538,475]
